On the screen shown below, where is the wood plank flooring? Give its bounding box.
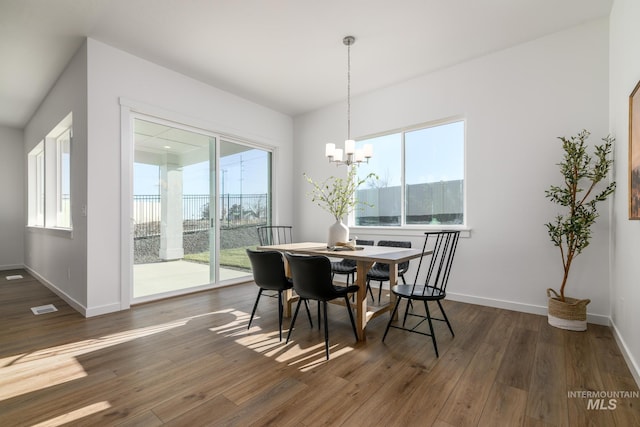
[1,269,638,426]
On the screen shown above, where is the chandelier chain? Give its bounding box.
[347,39,351,140]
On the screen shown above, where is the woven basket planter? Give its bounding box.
[547,288,590,331]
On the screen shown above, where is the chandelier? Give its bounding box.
[325,36,373,166]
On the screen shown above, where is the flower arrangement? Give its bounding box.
[304,166,377,221]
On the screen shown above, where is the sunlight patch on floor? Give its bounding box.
[0,356,87,401]
[206,309,356,369]
[0,312,223,401]
[31,401,111,427]
[282,343,354,371]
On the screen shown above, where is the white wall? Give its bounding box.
[23,42,89,311]
[609,0,640,385]
[85,39,293,315]
[294,19,612,322]
[0,126,25,269]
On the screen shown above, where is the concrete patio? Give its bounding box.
[133,260,251,299]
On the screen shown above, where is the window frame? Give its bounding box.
[27,113,73,231]
[350,117,466,230]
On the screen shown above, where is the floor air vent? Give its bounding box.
[31,304,58,315]
[6,275,24,280]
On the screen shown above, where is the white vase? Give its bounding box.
[328,220,349,247]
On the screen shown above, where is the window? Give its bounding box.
[354,119,465,227]
[55,128,71,228]
[27,142,45,227]
[27,113,72,230]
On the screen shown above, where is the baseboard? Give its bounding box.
[24,266,88,317]
[85,303,123,318]
[446,292,610,326]
[0,263,24,271]
[610,319,640,388]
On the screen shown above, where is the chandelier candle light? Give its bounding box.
[325,36,373,166]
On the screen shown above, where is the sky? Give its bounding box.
[133,120,464,196]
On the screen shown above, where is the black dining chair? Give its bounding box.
[285,253,359,360]
[257,225,293,246]
[366,240,411,303]
[331,239,375,287]
[246,249,312,341]
[382,231,460,357]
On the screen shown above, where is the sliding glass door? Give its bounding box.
[131,116,272,302]
[132,118,216,300]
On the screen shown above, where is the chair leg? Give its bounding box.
[377,280,383,304]
[323,301,330,360]
[402,298,411,327]
[317,301,321,330]
[303,299,313,328]
[382,297,402,342]
[407,300,414,311]
[277,291,283,341]
[344,295,358,341]
[366,279,375,302]
[286,299,303,344]
[423,300,439,357]
[248,288,263,330]
[397,274,409,310]
[437,299,454,336]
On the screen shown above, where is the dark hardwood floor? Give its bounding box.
[1,269,638,426]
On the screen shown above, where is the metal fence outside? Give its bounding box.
[133,193,269,238]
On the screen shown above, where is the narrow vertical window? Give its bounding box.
[27,112,72,230]
[56,128,71,228]
[28,142,45,226]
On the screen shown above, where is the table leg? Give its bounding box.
[283,289,293,317]
[283,256,293,317]
[388,263,399,321]
[355,260,374,341]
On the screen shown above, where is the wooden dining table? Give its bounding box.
[256,241,430,341]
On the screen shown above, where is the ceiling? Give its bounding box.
[0,0,612,129]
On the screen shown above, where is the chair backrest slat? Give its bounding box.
[440,232,459,290]
[257,225,293,246]
[411,231,460,296]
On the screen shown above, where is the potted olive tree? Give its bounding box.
[545,130,616,331]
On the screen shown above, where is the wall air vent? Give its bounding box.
[31,304,58,315]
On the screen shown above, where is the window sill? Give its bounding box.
[26,226,73,239]
[349,225,471,238]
